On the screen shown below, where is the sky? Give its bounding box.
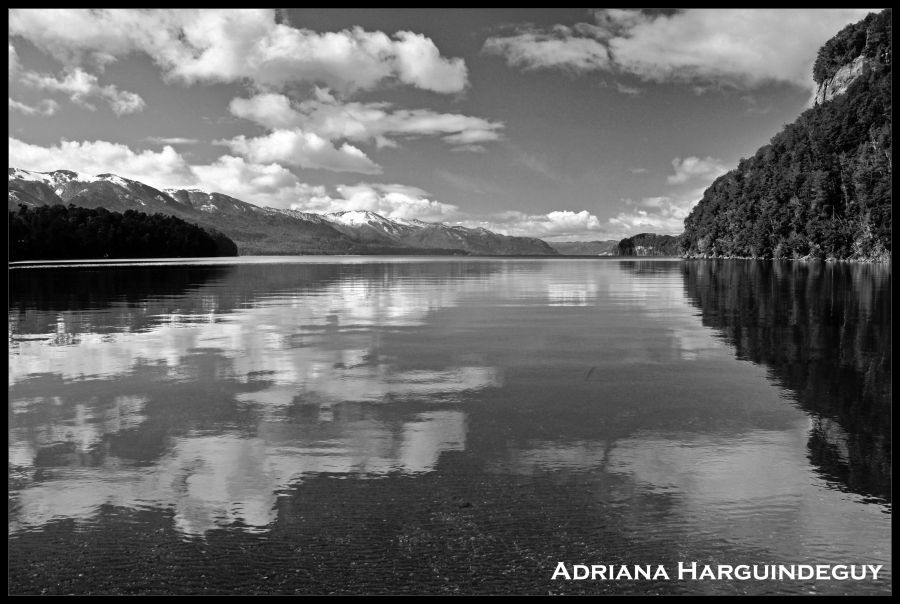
[7,8,877,241]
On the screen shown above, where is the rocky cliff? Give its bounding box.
[814,54,871,105]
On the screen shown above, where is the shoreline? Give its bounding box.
[680,254,891,264]
[8,254,891,269]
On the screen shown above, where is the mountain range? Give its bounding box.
[8,168,558,256]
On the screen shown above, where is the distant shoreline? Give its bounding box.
[680,255,891,264]
[9,254,890,269]
[7,254,676,268]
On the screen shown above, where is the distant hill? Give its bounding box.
[680,9,891,261]
[9,204,237,261]
[549,240,619,256]
[8,169,558,257]
[617,233,682,256]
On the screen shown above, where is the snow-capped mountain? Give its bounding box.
[290,209,555,255]
[9,168,558,256]
[8,168,186,213]
[320,210,419,244]
[293,209,556,254]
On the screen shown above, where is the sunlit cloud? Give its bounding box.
[145,136,199,145]
[667,156,728,184]
[483,26,611,72]
[609,188,707,235]
[15,66,144,115]
[460,209,617,241]
[228,90,503,150]
[8,137,195,188]
[484,9,875,90]
[9,9,468,94]
[216,129,382,174]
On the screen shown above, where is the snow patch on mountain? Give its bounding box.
[9,168,97,185]
[8,168,143,190]
[164,187,207,195]
[327,210,392,227]
[273,208,332,224]
[96,174,132,189]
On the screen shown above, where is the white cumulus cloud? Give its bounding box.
[462,209,615,241]
[145,137,199,145]
[8,9,468,94]
[484,9,875,90]
[609,188,707,236]
[608,154,729,236]
[189,155,328,207]
[18,67,145,115]
[8,137,194,187]
[228,90,503,150]
[483,27,611,72]
[218,130,382,174]
[391,31,469,93]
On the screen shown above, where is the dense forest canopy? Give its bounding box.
[681,9,891,261]
[617,233,681,256]
[9,204,238,261]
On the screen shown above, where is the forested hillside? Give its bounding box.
[9,204,238,261]
[617,233,682,256]
[681,9,891,261]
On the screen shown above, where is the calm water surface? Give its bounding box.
[8,257,891,594]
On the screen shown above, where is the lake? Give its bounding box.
[8,257,892,595]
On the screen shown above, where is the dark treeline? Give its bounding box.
[681,9,891,261]
[9,204,238,261]
[681,260,891,502]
